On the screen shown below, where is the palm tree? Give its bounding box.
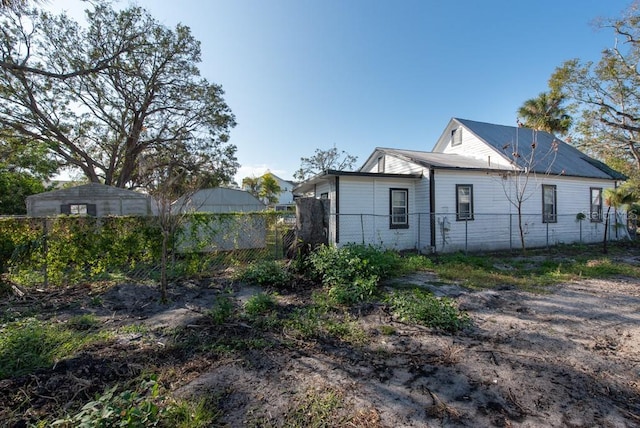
[517,92,572,136]
[602,187,636,254]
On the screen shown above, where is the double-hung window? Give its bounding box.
[542,185,557,223]
[390,188,409,229]
[590,187,602,222]
[456,184,474,221]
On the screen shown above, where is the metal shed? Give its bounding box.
[26,183,152,217]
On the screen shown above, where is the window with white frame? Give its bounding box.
[70,204,88,215]
[389,188,409,229]
[456,184,474,220]
[590,187,602,222]
[542,185,557,223]
[377,156,385,173]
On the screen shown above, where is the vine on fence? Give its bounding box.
[0,212,295,287]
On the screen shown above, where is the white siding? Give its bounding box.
[360,152,424,174]
[434,123,512,168]
[336,176,421,251]
[432,170,618,252]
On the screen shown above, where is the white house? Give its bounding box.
[269,173,296,209]
[293,118,627,253]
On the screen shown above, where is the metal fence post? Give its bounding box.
[509,213,513,252]
[42,218,48,288]
[465,218,468,254]
[546,221,549,249]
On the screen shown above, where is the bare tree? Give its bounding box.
[500,126,559,254]
[293,144,358,181]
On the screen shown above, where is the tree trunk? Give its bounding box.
[289,197,329,259]
[517,204,527,256]
[160,229,168,303]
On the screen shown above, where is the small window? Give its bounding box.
[542,185,557,223]
[320,192,329,199]
[456,184,474,220]
[389,188,409,229]
[590,188,602,222]
[377,156,385,173]
[451,128,462,146]
[61,203,96,216]
[70,204,88,215]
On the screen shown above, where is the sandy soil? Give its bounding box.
[1,269,639,427]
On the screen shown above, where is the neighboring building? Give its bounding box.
[26,183,152,217]
[172,187,267,253]
[294,118,627,253]
[242,172,296,209]
[174,187,266,213]
[269,173,296,209]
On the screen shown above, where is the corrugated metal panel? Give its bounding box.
[378,148,511,171]
[455,118,624,180]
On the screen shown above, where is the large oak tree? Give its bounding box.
[0,3,237,189]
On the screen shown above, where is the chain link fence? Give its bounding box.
[0,212,296,288]
[333,211,636,254]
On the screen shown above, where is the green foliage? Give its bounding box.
[0,216,161,286]
[0,317,99,379]
[67,314,100,331]
[236,260,291,288]
[162,396,222,428]
[397,253,435,273]
[307,244,403,304]
[1,3,238,188]
[309,244,402,285]
[258,173,281,205]
[1,212,293,287]
[283,291,367,345]
[207,295,235,325]
[51,377,162,428]
[386,288,471,333]
[517,91,572,135]
[0,170,45,215]
[327,275,378,305]
[243,292,277,316]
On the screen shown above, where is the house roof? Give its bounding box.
[453,118,626,180]
[26,182,148,201]
[293,169,422,194]
[187,187,265,206]
[369,148,513,171]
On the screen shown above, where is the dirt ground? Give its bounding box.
[1,265,640,427]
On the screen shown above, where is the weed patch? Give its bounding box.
[386,288,470,333]
[0,318,103,379]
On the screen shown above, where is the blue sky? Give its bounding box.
[53,0,632,183]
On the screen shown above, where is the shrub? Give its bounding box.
[244,292,277,316]
[207,295,235,325]
[309,244,401,286]
[307,244,403,305]
[236,260,291,288]
[327,275,378,305]
[52,378,162,427]
[386,288,470,333]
